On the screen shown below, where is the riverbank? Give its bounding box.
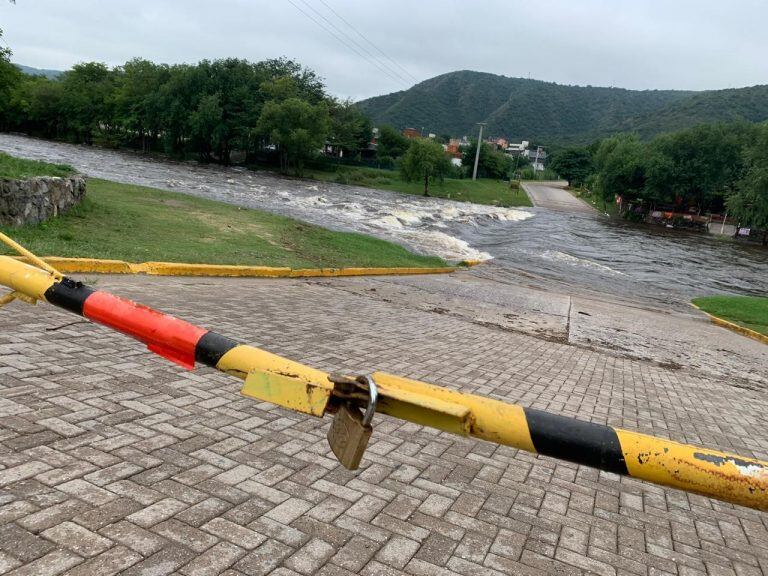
[3,133,767,302]
[0,178,447,269]
[563,185,619,216]
[307,165,532,207]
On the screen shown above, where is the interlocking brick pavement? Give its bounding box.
[0,274,767,575]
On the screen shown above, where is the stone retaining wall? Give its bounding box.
[0,175,86,226]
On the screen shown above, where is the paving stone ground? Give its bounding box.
[0,273,767,575]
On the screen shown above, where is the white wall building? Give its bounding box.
[506,140,530,155]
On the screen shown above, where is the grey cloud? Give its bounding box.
[1,0,766,100]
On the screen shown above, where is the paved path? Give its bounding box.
[1,273,766,575]
[524,182,596,214]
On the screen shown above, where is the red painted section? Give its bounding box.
[83,291,207,369]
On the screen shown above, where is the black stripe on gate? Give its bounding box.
[195,331,239,368]
[44,277,96,315]
[523,408,629,475]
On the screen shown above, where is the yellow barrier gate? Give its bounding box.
[0,234,766,511]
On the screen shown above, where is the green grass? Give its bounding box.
[0,178,447,268]
[308,166,532,207]
[692,296,768,336]
[0,152,75,179]
[569,187,619,216]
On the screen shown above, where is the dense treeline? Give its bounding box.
[549,122,768,241]
[0,46,372,172]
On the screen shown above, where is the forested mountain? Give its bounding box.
[618,85,768,138]
[357,71,768,144]
[15,63,62,79]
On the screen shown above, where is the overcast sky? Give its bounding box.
[2,0,767,100]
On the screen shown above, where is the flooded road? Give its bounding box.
[462,208,768,306]
[2,134,766,308]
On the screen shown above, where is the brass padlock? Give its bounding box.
[327,375,378,470]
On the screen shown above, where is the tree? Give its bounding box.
[727,125,768,244]
[257,97,330,175]
[549,147,592,187]
[461,141,512,179]
[592,134,647,208]
[0,27,23,128]
[377,125,409,160]
[328,99,372,160]
[58,62,118,144]
[644,123,753,212]
[400,139,451,196]
[189,93,225,162]
[115,58,169,151]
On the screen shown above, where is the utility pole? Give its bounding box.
[532,146,543,180]
[472,123,486,181]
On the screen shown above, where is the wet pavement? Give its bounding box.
[523,182,595,214]
[1,273,767,575]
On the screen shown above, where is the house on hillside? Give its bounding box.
[449,137,471,149]
[485,137,508,151]
[506,140,530,156]
[443,142,463,167]
[402,127,421,139]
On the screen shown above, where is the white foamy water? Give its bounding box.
[540,250,626,276]
[0,134,532,262]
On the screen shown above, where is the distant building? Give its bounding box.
[485,137,508,151]
[506,140,530,156]
[444,141,463,165]
[445,140,462,154]
[402,127,421,139]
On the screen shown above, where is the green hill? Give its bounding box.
[14,63,63,80]
[621,85,768,138]
[357,71,768,144]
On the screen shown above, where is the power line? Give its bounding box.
[315,0,420,84]
[285,0,410,89]
[297,0,413,87]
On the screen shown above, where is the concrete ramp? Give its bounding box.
[523,182,596,213]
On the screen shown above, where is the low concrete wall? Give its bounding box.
[0,175,86,226]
